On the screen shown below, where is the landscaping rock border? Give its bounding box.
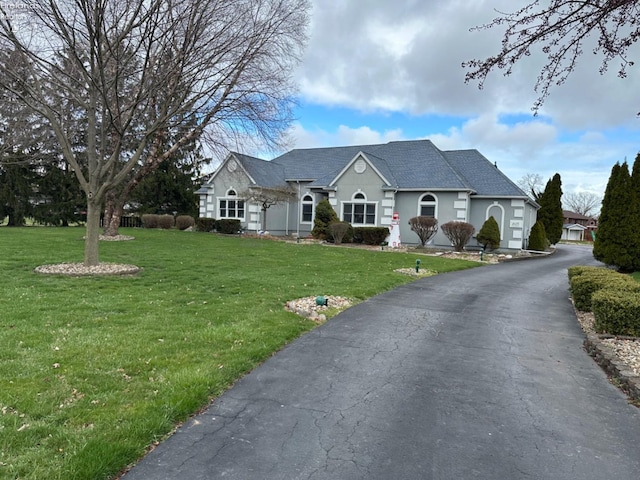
[584,333,640,404]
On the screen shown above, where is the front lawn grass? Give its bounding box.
[0,227,479,479]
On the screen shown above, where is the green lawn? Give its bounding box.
[0,227,479,479]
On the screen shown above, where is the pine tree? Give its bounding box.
[536,173,563,244]
[594,162,638,272]
[476,216,501,250]
[130,159,199,218]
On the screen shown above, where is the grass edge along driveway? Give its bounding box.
[0,227,479,480]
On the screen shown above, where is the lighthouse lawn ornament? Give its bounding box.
[388,212,401,248]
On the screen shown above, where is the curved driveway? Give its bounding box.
[123,244,640,480]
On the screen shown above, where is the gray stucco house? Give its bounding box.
[196,139,539,250]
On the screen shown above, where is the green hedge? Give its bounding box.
[593,288,640,336]
[569,268,634,312]
[353,227,389,245]
[216,219,242,234]
[195,217,216,232]
[567,265,612,281]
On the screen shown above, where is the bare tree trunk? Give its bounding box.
[84,197,102,266]
[103,190,121,236]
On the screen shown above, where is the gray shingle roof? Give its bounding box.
[234,153,288,189]
[229,140,530,199]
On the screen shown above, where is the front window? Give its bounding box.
[419,193,437,217]
[343,192,376,225]
[219,189,245,219]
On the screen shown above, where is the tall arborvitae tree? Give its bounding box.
[536,173,564,245]
[594,162,639,272]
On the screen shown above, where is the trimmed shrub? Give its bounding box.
[328,221,351,245]
[567,265,611,281]
[176,215,195,230]
[216,219,242,234]
[528,220,547,251]
[569,268,634,312]
[311,199,338,239]
[408,216,438,247]
[441,221,475,252]
[354,227,389,245]
[195,217,216,232]
[476,216,501,250]
[157,215,174,229]
[142,214,159,229]
[593,288,640,336]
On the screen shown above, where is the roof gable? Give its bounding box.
[327,152,393,187]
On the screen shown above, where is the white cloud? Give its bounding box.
[288,0,640,198]
[299,0,640,128]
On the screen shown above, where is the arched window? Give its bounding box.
[419,193,437,217]
[218,188,245,220]
[343,191,376,225]
[301,194,314,223]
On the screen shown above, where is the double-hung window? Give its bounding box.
[343,192,376,225]
[219,189,245,220]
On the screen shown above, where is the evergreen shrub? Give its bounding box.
[216,219,242,234]
[195,217,216,232]
[142,214,159,228]
[354,227,389,245]
[593,289,640,336]
[176,215,195,230]
[569,269,635,312]
[528,221,547,251]
[476,216,501,250]
[311,199,338,239]
[567,265,610,281]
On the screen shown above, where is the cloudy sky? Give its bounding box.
[284,0,640,199]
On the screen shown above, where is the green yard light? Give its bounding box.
[316,296,328,306]
[415,259,421,273]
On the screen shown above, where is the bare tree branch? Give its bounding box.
[463,0,640,113]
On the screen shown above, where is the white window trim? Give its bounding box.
[218,188,246,221]
[341,192,378,226]
[486,203,505,241]
[300,194,314,224]
[418,192,438,218]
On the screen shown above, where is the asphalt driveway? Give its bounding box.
[122,244,640,480]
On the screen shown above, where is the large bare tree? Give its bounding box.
[0,0,309,265]
[463,1,640,112]
[563,191,602,217]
